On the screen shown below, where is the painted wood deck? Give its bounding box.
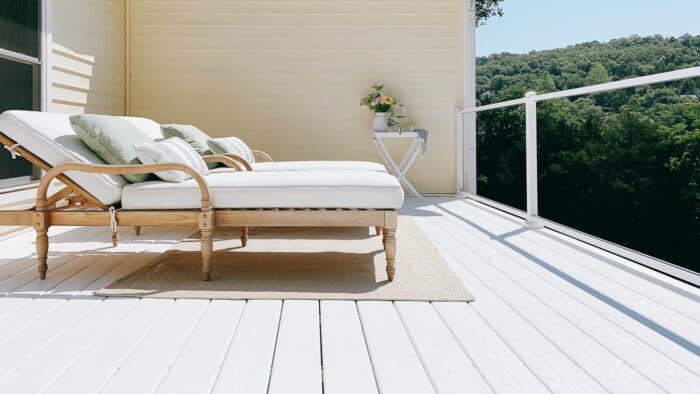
[0,197,698,394]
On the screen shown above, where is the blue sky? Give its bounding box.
[477,0,700,56]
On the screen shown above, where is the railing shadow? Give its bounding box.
[435,201,700,357]
[464,199,700,302]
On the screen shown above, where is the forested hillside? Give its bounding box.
[475,35,700,271]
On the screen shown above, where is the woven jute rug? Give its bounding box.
[95,217,473,301]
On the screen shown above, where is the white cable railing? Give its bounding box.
[456,65,700,285]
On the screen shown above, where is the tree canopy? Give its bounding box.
[475,0,504,25]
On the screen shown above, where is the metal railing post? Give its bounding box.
[525,91,544,228]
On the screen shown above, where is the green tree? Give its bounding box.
[584,63,613,86]
[475,0,504,25]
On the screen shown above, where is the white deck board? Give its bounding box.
[357,301,436,394]
[427,200,700,385]
[99,299,210,394]
[155,300,245,394]
[0,299,135,394]
[0,198,696,394]
[268,300,323,394]
[42,299,173,394]
[417,213,666,393]
[395,301,493,393]
[211,300,282,394]
[320,300,378,394]
[434,302,550,393]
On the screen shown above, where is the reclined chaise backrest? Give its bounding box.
[0,110,164,206]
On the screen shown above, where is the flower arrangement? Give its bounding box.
[360,83,397,114]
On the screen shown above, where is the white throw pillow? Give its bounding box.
[207,137,255,164]
[134,137,209,182]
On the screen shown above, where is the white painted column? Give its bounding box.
[464,0,478,195]
[525,91,543,228]
[40,0,53,112]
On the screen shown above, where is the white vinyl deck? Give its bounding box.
[0,197,698,394]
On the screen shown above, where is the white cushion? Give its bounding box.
[207,137,255,163]
[121,171,404,209]
[0,110,125,205]
[250,161,387,173]
[134,138,209,182]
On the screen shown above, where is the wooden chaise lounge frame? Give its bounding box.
[0,132,398,281]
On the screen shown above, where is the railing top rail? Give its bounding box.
[458,65,700,114]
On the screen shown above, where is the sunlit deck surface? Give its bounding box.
[0,197,698,393]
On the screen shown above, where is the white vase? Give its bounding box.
[372,112,389,131]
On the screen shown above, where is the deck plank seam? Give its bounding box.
[264,300,285,394]
[353,300,383,394]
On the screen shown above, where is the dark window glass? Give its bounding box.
[0,0,39,57]
[0,57,35,180]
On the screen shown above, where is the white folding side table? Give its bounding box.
[371,130,428,199]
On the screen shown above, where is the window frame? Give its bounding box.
[0,0,52,188]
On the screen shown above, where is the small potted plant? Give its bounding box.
[361,83,397,131]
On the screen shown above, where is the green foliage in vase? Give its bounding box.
[476,34,700,270]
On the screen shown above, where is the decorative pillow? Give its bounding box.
[133,137,209,183]
[161,124,220,168]
[160,124,212,155]
[207,137,255,164]
[70,114,154,183]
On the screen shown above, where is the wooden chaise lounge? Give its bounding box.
[0,111,403,281]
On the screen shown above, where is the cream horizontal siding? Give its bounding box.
[50,0,126,115]
[129,0,464,193]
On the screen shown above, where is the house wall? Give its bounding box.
[128,0,464,193]
[50,0,126,115]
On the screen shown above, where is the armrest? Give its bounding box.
[36,162,213,212]
[203,153,253,171]
[203,154,244,171]
[252,150,273,162]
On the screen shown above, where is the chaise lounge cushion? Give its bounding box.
[121,171,404,210]
[0,110,126,205]
[207,133,386,173]
[250,161,387,173]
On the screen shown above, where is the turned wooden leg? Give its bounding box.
[201,228,213,281]
[135,226,142,236]
[33,212,49,280]
[36,228,49,280]
[383,227,396,281]
[240,226,249,247]
[375,226,382,236]
[111,231,119,247]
